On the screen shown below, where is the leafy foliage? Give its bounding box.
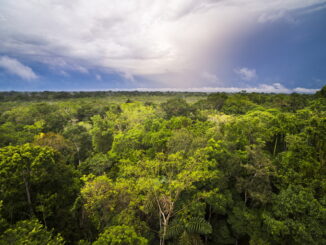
[93,225,148,245]
[0,89,324,244]
[0,219,64,245]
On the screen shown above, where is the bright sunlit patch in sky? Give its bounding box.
[0,0,325,91]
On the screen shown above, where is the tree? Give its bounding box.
[0,91,325,244]
[222,96,258,115]
[262,185,325,244]
[90,115,114,153]
[235,145,275,206]
[0,144,59,217]
[93,225,148,245]
[78,153,113,176]
[63,124,92,164]
[33,132,74,163]
[118,150,217,245]
[0,219,64,245]
[81,175,133,230]
[315,85,326,98]
[0,144,79,238]
[206,93,228,111]
[166,217,212,245]
[0,201,8,233]
[161,98,195,119]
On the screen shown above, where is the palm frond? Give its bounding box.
[185,217,212,235]
[165,222,184,239]
[179,232,204,245]
[179,231,193,245]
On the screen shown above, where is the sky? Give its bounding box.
[0,0,325,92]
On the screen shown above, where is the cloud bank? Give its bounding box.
[0,56,38,80]
[112,83,318,94]
[0,0,325,87]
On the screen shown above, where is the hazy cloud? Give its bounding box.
[0,56,38,80]
[201,71,219,84]
[257,10,296,23]
[258,11,286,23]
[293,87,319,93]
[234,67,257,81]
[95,74,102,81]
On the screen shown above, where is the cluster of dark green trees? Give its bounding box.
[0,87,325,244]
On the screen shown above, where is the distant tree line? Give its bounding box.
[0,91,207,102]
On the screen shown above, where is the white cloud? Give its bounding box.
[293,87,319,93]
[258,10,297,23]
[0,56,38,80]
[258,11,286,23]
[234,67,257,81]
[59,70,69,77]
[95,74,102,81]
[0,0,323,86]
[122,71,136,83]
[112,83,317,93]
[299,3,326,14]
[74,66,88,74]
[201,71,219,84]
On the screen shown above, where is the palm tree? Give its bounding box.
[165,217,212,245]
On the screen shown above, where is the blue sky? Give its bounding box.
[0,0,325,92]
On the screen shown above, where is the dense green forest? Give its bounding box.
[0,87,325,245]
